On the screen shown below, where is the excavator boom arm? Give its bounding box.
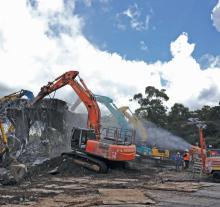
[0,89,34,101]
[94,95,129,129]
[31,71,101,139]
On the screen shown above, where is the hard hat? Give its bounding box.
[184,149,189,152]
[177,152,180,155]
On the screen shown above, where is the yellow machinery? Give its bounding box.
[0,90,34,158]
[0,120,8,155]
[118,106,147,141]
[151,147,170,159]
[0,89,34,102]
[118,106,170,159]
[0,120,7,145]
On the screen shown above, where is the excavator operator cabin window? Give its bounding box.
[86,130,96,140]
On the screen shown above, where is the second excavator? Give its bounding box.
[0,90,34,161]
[119,106,170,159]
[26,71,136,172]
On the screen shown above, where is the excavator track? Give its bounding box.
[61,151,108,173]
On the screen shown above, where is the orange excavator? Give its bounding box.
[29,71,136,172]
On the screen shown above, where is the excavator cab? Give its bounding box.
[71,127,96,150]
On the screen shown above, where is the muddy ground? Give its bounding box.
[1,157,220,207]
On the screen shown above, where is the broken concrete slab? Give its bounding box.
[28,188,64,194]
[10,163,27,182]
[98,188,155,205]
[44,183,86,190]
[32,158,49,166]
[144,181,204,192]
[0,163,26,185]
[0,167,8,176]
[26,194,102,207]
[0,169,17,185]
[48,167,59,175]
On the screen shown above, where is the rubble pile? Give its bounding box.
[26,156,92,178]
[0,98,177,186]
[2,97,219,206]
[0,99,85,183]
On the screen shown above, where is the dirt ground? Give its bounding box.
[1,157,220,207]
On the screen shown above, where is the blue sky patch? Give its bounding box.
[73,0,220,64]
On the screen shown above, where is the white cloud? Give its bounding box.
[211,0,220,32]
[140,41,148,52]
[79,0,109,8]
[199,54,220,69]
[118,4,150,31]
[36,0,64,14]
[0,0,220,113]
[0,32,5,50]
[170,32,195,58]
[0,0,160,110]
[161,33,220,109]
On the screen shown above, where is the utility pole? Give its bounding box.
[187,118,207,172]
[198,125,207,173]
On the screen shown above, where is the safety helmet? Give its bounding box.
[177,152,180,155]
[184,149,189,152]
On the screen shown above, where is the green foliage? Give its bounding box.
[133,86,169,127]
[133,86,220,148]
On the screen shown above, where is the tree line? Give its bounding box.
[133,86,220,148]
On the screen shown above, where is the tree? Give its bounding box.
[133,87,220,148]
[166,103,193,140]
[133,86,169,127]
[169,103,190,122]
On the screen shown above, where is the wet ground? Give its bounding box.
[1,157,220,207]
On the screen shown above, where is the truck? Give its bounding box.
[205,149,220,179]
[190,126,220,180]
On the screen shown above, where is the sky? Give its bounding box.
[0,0,220,112]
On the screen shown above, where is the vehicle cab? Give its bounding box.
[205,149,220,178]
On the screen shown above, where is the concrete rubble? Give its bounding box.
[1,164,220,207]
[1,99,220,206]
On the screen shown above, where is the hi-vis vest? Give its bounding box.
[183,153,190,161]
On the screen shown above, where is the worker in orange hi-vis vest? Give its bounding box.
[183,149,190,169]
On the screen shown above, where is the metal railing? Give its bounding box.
[100,127,135,145]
